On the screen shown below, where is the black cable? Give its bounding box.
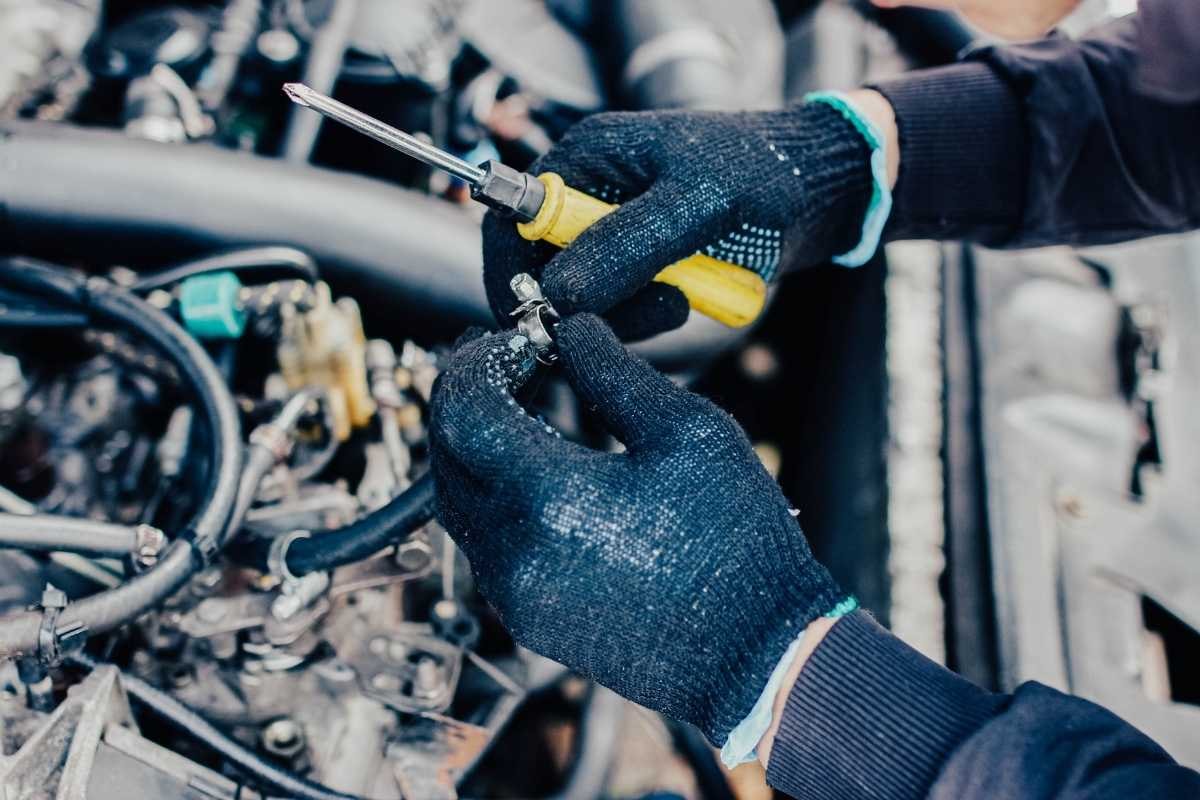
[67,653,372,800]
[130,246,319,293]
[0,261,242,657]
[238,472,436,577]
[0,286,89,327]
[0,308,89,328]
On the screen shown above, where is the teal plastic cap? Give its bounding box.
[179,272,246,339]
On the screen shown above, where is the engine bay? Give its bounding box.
[0,2,797,796]
[2,1,1197,798]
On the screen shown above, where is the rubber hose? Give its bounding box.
[84,280,242,551]
[241,472,435,576]
[131,246,319,292]
[608,0,785,111]
[67,653,371,800]
[0,264,241,657]
[0,514,140,558]
[0,262,241,548]
[0,308,89,328]
[224,390,319,550]
[0,122,748,364]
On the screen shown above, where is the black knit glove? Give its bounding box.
[429,314,847,743]
[483,102,873,340]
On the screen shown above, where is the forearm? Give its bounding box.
[865,10,1200,249]
[755,611,1200,799]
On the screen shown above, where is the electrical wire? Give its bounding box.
[130,246,319,293]
[67,653,376,800]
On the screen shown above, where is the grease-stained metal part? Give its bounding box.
[509,273,560,364]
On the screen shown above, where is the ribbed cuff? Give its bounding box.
[765,611,1009,800]
[803,92,893,268]
[868,61,1027,245]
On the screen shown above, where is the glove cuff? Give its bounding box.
[804,91,893,267]
[741,102,876,275]
[699,560,848,745]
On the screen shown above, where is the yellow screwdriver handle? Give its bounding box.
[515,172,767,328]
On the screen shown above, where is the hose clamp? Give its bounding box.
[509,274,559,364]
[35,584,87,667]
[267,530,311,585]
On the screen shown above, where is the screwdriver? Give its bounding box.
[282,83,767,328]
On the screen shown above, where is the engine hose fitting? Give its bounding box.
[133,524,167,570]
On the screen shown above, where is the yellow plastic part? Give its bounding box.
[516,172,767,328]
[277,282,375,441]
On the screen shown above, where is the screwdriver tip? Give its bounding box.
[281,83,311,107]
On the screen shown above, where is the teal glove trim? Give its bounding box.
[720,596,859,768]
[804,91,892,268]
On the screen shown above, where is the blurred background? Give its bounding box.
[0,0,1196,797]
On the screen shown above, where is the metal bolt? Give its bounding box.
[510,273,543,304]
[261,717,306,759]
[270,571,330,620]
[413,657,442,698]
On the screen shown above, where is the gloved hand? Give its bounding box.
[429,314,847,743]
[483,102,874,340]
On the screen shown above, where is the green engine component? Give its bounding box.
[179,271,246,340]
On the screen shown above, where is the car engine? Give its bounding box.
[1,1,1196,799]
[0,1,796,797]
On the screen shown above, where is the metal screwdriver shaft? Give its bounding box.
[280,82,768,327]
[282,83,485,184]
[282,82,548,221]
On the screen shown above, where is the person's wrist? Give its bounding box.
[844,89,899,189]
[756,615,838,768]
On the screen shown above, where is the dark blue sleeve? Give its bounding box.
[765,611,1200,800]
[869,2,1200,249]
